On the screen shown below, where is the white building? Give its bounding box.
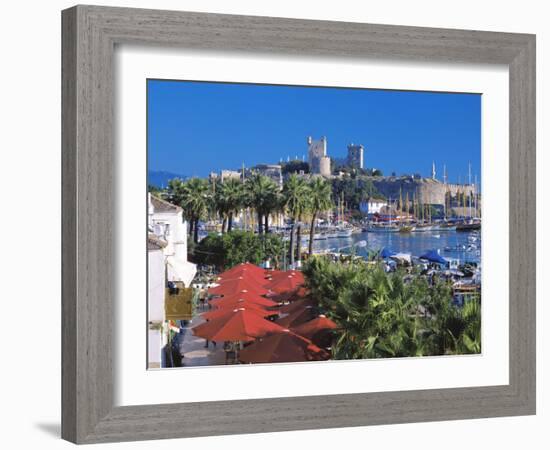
[359,197,388,215]
[148,194,197,368]
[147,234,167,369]
[220,169,242,182]
[148,194,197,287]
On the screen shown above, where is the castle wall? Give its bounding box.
[371,177,475,206]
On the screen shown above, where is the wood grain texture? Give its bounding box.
[61,5,536,444]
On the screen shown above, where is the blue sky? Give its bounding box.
[147,79,481,183]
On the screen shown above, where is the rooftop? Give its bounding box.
[150,194,182,213]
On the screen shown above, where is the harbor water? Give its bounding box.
[312,230,481,265]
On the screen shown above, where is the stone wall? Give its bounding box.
[371,176,475,206]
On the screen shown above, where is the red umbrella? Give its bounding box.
[291,315,338,339]
[208,277,270,296]
[268,286,309,303]
[217,263,266,279]
[217,265,270,285]
[276,307,316,328]
[218,272,269,286]
[266,270,304,283]
[192,309,286,342]
[209,295,279,309]
[264,269,283,280]
[279,297,317,314]
[238,330,330,363]
[265,274,304,294]
[201,306,272,321]
[209,289,266,303]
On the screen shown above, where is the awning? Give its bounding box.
[165,287,194,321]
[390,253,412,264]
[380,247,397,259]
[166,256,197,287]
[419,250,448,265]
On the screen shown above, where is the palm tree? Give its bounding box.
[262,189,282,234]
[166,177,194,231]
[213,180,229,233]
[454,297,481,354]
[216,178,244,232]
[282,174,310,267]
[173,177,210,243]
[245,174,278,235]
[307,177,333,255]
[303,256,477,359]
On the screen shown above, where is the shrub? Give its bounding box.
[302,256,480,359]
[191,230,284,270]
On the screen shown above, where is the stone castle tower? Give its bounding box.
[307,136,331,177]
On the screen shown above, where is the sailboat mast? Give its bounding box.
[474,174,478,218]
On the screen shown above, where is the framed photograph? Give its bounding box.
[62,5,536,444]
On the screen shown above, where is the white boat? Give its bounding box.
[366,224,400,233]
[412,224,435,232]
[336,228,353,238]
[438,223,457,231]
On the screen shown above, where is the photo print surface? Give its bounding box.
[146,79,482,369]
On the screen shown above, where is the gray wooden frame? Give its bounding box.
[62,4,536,444]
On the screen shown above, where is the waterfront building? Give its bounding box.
[359,197,388,216]
[307,136,331,177]
[347,143,364,169]
[220,169,242,182]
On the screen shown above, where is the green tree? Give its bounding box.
[192,231,284,270]
[331,175,381,211]
[148,184,164,195]
[307,177,333,255]
[282,174,310,267]
[281,160,310,175]
[457,298,481,353]
[245,174,279,234]
[167,177,210,243]
[302,257,481,359]
[216,178,245,232]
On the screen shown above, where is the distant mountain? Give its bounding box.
[148,170,187,188]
